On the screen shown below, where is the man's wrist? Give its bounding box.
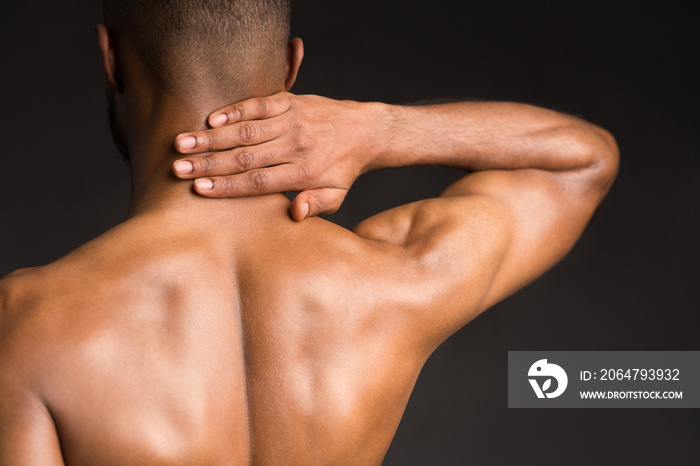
[353,101,397,174]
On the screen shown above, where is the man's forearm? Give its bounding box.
[364,101,618,177]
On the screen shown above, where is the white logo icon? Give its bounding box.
[528,359,568,399]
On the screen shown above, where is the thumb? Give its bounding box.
[290,188,348,221]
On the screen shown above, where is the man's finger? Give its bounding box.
[173,143,282,178]
[208,92,294,127]
[175,118,282,153]
[290,188,348,221]
[192,164,306,198]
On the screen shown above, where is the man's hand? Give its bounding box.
[173,92,377,221]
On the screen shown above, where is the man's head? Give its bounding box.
[98,0,302,161]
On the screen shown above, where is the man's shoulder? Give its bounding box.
[244,215,430,317]
[0,266,54,341]
[0,260,93,352]
[0,266,57,379]
[0,266,42,321]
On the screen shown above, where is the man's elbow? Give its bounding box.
[584,125,620,200]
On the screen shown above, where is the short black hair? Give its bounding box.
[103,0,291,92]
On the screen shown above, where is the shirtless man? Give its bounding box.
[0,0,618,464]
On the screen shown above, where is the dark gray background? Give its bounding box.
[0,1,697,464]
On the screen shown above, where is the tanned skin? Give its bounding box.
[0,23,618,465]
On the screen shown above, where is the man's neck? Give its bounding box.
[126,140,198,218]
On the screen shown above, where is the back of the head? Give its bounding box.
[103,0,291,99]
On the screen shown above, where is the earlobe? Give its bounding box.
[96,24,122,90]
[284,38,304,91]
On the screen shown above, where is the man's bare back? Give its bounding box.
[1,192,440,463]
[0,1,618,464]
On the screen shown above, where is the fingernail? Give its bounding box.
[302,203,310,219]
[195,178,214,191]
[177,136,196,150]
[173,160,194,175]
[209,113,228,127]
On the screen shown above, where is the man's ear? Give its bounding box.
[284,38,304,91]
[96,24,122,90]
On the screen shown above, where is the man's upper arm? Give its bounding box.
[0,386,64,465]
[0,285,64,465]
[353,167,607,348]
